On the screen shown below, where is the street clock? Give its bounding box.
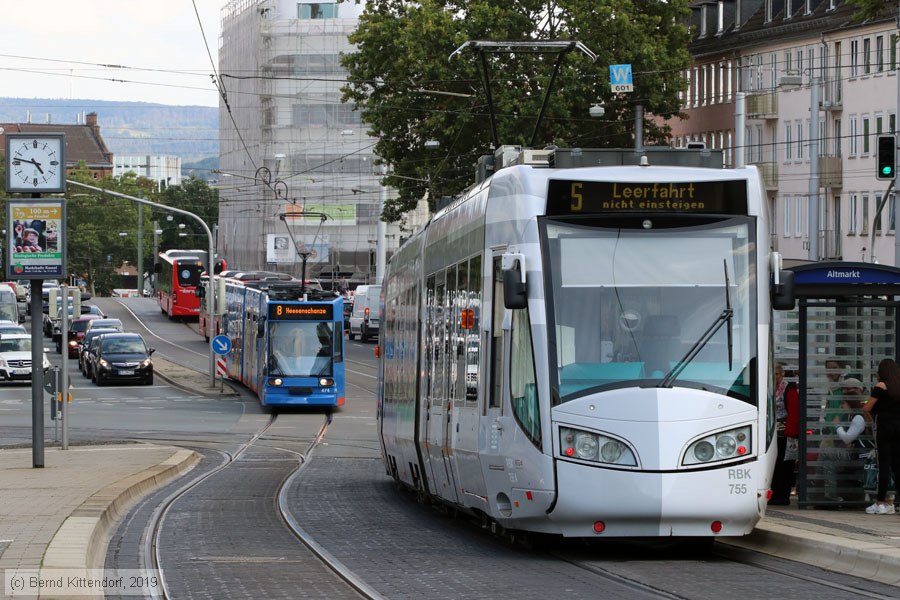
[5,133,66,193]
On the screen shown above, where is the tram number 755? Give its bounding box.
[728,467,751,494]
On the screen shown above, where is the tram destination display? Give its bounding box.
[547,179,748,216]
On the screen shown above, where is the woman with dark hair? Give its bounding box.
[863,358,900,514]
[770,363,799,506]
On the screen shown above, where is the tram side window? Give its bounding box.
[466,254,482,406]
[490,257,504,409]
[511,306,540,447]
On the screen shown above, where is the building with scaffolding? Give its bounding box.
[217,0,406,286]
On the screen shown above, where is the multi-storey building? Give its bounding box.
[217,0,402,283]
[113,155,182,190]
[668,1,900,265]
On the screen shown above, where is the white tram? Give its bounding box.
[377,147,793,538]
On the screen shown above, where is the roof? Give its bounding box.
[0,114,113,169]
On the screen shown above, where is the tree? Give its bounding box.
[845,0,895,22]
[341,0,693,221]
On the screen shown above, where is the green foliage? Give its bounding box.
[845,1,894,22]
[341,0,693,221]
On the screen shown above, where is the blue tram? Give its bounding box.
[222,280,345,408]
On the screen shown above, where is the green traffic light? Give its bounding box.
[883,166,895,176]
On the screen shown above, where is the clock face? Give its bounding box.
[5,134,65,192]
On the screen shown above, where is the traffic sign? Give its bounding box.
[211,335,232,355]
[609,64,633,93]
[216,356,227,376]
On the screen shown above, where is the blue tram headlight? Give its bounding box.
[682,425,752,466]
[559,426,637,467]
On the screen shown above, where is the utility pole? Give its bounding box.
[137,203,144,296]
[808,77,820,262]
[895,1,900,266]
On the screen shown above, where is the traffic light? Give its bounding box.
[877,134,897,180]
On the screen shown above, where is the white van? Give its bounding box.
[348,285,381,342]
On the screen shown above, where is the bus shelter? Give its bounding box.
[776,262,900,508]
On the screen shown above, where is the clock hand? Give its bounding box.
[17,157,45,174]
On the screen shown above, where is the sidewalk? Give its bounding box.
[724,500,900,585]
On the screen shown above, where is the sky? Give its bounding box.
[0,1,224,107]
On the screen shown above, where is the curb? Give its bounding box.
[38,447,200,599]
[153,357,239,398]
[720,521,900,586]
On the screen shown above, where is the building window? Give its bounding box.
[892,35,898,71]
[717,1,725,34]
[765,0,773,22]
[849,194,858,234]
[756,125,764,162]
[877,36,885,72]
[850,39,859,77]
[756,55,763,90]
[864,38,872,74]
[784,197,792,237]
[726,61,733,101]
[795,197,804,236]
[297,3,338,19]
[785,123,793,161]
[890,193,896,232]
[863,194,870,235]
[835,119,842,157]
[796,122,804,160]
[785,50,793,74]
[877,114,884,135]
[876,193,884,233]
[863,117,871,155]
[850,116,858,156]
[769,53,777,89]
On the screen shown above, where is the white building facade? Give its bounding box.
[113,155,182,190]
[217,0,402,283]
[671,1,900,266]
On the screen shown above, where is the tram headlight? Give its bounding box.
[682,425,752,466]
[319,377,334,387]
[574,433,599,460]
[559,426,637,466]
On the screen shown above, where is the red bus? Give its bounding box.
[155,250,206,319]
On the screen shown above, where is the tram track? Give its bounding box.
[139,410,382,600]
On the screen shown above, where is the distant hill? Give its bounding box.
[0,97,218,166]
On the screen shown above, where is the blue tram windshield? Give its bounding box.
[544,218,757,403]
[268,321,334,377]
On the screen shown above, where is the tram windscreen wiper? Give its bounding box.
[659,260,734,388]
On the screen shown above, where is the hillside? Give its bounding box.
[0,97,218,165]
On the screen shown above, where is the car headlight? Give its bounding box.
[0,358,7,368]
[140,359,152,368]
[559,426,637,466]
[683,425,752,466]
[98,358,110,368]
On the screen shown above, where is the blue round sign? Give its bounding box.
[211,335,232,355]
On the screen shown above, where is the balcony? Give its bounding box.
[746,90,778,119]
[818,156,842,189]
[820,79,842,112]
[755,162,779,190]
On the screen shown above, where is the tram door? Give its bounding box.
[422,272,460,502]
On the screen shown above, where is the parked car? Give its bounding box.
[59,314,103,356]
[91,332,155,386]
[0,333,51,382]
[14,280,30,302]
[79,328,119,377]
[348,285,381,342]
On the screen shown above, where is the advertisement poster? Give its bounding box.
[6,200,66,279]
[266,233,329,265]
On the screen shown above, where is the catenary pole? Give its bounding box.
[67,180,217,387]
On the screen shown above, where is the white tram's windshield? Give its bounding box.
[268,321,334,377]
[544,217,756,403]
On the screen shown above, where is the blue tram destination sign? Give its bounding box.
[6,199,66,280]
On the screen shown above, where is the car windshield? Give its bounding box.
[0,338,30,352]
[0,305,18,321]
[0,326,25,334]
[72,320,92,332]
[543,217,757,403]
[102,338,146,354]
